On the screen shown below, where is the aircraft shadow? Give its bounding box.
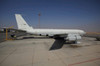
[17,36,50,40]
[49,39,66,50]
[23,37,35,39]
[23,37,51,39]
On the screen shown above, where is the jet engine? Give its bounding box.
[64,34,81,41]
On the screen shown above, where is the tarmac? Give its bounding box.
[0,36,100,66]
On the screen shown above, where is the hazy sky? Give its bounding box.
[0,0,100,32]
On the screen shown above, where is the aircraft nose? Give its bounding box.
[81,30,86,34]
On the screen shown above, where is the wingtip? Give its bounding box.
[15,14,21,16]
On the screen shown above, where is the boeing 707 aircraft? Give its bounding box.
[15,14,85,43]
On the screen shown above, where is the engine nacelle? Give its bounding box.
[64,34,81,41]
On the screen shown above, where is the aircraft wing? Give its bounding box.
[10,28,26,32]
[53,33,81,41]
[53,34,67,38]
[1,28,26,32]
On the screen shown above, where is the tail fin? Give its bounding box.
[15,14,33,31]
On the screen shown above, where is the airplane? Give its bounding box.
[15,14,86,43]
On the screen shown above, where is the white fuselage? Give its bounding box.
[15,14,86,42]
[27,29,85,36]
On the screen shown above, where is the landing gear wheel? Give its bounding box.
[96,38,100,41]
[72,41,77,44]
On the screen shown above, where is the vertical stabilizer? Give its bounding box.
[15,14,33,31]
